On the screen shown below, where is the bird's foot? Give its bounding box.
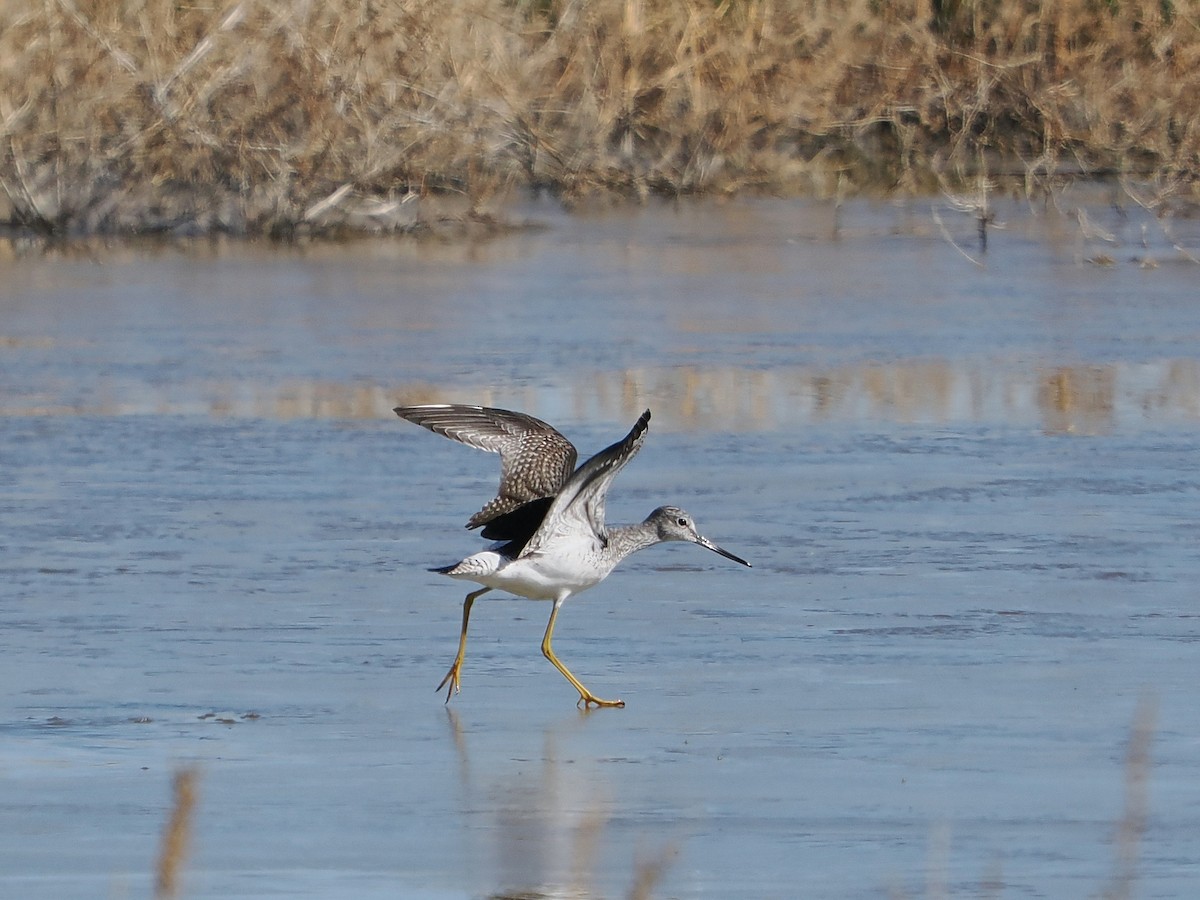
[577,693,625,710]
[436,663,463,704]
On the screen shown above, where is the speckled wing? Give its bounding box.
[393,404,578,529]
[519,409,651,558]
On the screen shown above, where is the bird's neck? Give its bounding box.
[605,523,661,562]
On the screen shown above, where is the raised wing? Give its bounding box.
[519,409,651,558]
[394,404,578,529]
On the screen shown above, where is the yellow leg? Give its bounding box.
[541,599,624,709]
[437,587,491,703]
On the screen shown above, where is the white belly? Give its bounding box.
[493,553,605,600]
[445,539,610,601]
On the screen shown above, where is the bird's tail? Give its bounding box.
[428,552,502,579]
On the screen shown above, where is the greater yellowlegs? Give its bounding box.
[395,404,750,708]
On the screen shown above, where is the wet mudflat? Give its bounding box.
[2,196,1199,898]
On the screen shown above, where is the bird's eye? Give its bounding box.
[677,517,688,527]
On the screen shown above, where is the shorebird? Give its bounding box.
[394,404,750,708]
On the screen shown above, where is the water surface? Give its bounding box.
[2,196,1199,898]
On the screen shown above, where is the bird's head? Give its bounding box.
[644,506,750,567]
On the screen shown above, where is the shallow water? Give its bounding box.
[2,196,1199,899]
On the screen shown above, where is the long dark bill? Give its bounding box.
[697,536,751,567]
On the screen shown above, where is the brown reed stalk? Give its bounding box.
[1101,695,1157,900]
[155,766,200,900]
[627,842,677,900]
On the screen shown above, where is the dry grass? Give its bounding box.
[155,766,200,900]
[2,0,1198,236]
[1100,695,1157,900]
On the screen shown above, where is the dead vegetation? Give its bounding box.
[1,0,1198,236]
[155,767,199,900]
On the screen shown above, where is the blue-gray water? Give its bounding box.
[2,196,1199,898]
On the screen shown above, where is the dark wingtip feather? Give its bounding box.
[428,563,457,574]
[631,408,651,443]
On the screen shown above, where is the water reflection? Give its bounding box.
[445,709,664,900]
[6,359,1200,434]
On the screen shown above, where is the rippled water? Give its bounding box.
[2,196,1199,898]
